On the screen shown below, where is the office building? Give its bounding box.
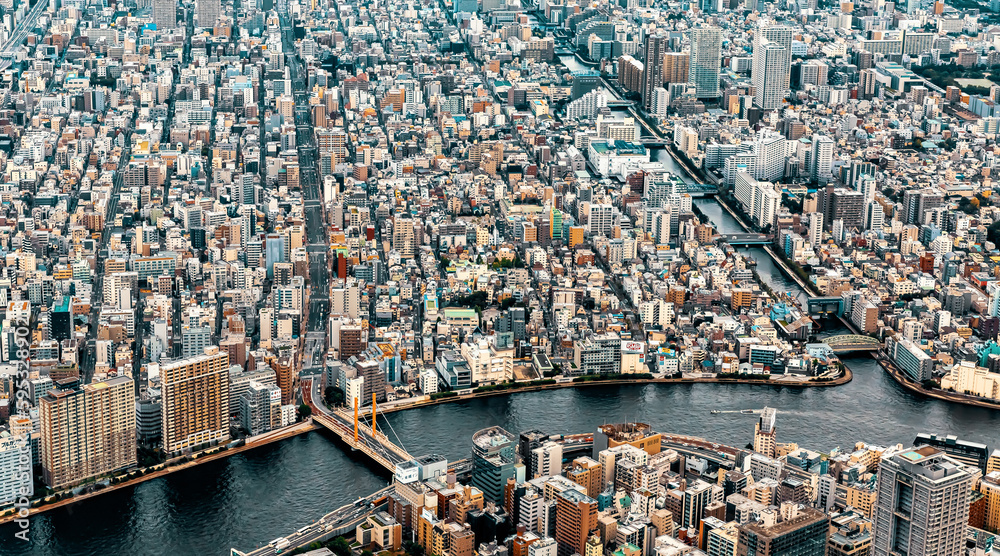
[736,504,829,556]
[161,347,231,454]
[979,472,1000,535]
[531,441,563,479]
[889,338,934,383]
[682,479,713,530]
[914,433,989,472]
[873,446,973,556]
[707,520,740,556]
[663,52,690,84]
[689,27,722,99]
[264,233,285,280]
[809,135,834,183]
[758,26,793,86]
[393,217,416,259]
[555,489,598,556]
[566,457,604,498]
[827,511,873,556]
[808,213,823,246]
[39,376,136,489]
[593,422,661,457]
[472,427,522,504]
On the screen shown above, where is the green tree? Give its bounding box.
[989,221,1000,245]
[403,541,426,556]
[328,537,351,556]
[325,387,346,406]
[298,403,312,418]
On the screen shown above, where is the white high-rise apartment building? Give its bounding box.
[753,40,789,109]
[153,0,177,30]
[809,134,835,182]
[808,213,824,246]
[754,130,786,182]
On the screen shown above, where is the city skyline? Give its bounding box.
[1,0,1000,552]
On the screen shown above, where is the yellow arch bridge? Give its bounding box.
[821,335,882,353]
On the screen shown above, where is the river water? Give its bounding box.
[3,60,997,556]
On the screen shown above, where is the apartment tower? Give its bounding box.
[40,376,136,489]
[161,347,231,454]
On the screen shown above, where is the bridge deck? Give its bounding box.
[820,334,881,352]
[314,413,412,472]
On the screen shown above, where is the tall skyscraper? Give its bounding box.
[736,504,829,556]
[865,201,885,230]
[752,39,788,110]
[688,27,722,99]
[757,26,793,88]
[153,0,177,30]
[197,0,221,27]
[873,446,973,556]
[555,489,598,556]
[161,347,231,455]
[641,33,668,111]
[39,377,136,489]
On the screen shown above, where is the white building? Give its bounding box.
[735,172,780,229]
[808,213,823,246]
[587,140,650,179]
[460,334,514,385]
[0,431,32,508]
[753,39,789,109]
[566,90,608,120]
[420,369,438,395]
[531,441,563,478]
[809,134,834,183]
[588,203,615,237]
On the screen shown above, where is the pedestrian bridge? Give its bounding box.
[821,334,881,353]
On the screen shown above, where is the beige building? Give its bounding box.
[161,347,231,454]
[941,360,1000,400]
[981,471,1000,534]
[40,376,136,489]
[753,408,778,458]
[662,52,690,84]
[356,511,402,551]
